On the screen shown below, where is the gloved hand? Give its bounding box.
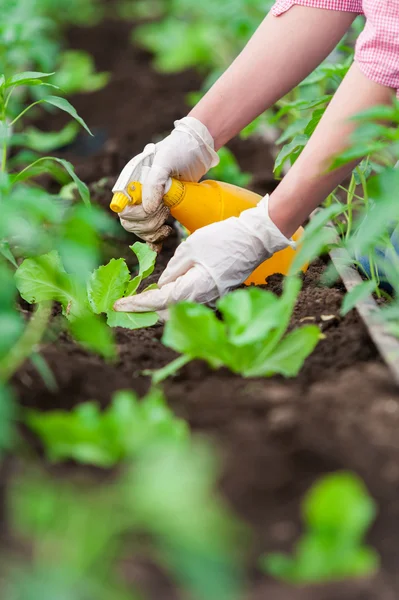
[114,195,295,314]
[113,116,219,246]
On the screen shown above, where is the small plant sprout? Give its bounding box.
[15,242,159,358]
[153,276,321,383]
[26,387,188,467]
[261,471,379,584]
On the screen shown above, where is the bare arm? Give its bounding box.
[268,63,395,237]
[189,6,357,149]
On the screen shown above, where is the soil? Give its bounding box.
[11,11,399,600]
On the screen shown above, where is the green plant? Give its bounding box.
[207,146,251,187]
[123,438,246,600]
[0,73,119,369]
[26,387,188,467]
[0,0,106,103]
[50,50,109,96]
[88,242,159,329]
[318,104,399,313]
[14,242,159,360]
[6,438,245,600]
[153,277,320,382]
[261,471,379,584]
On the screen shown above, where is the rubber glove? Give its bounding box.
[114,195,295,314]
[113,117,219,245]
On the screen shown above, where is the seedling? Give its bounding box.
[26,387,188,467]
[153,277,321,383]
[261,471,379,584]
[15,242,159,358]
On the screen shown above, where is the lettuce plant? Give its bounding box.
[15,242,159,353]
[26,387,188,467]
[261,472,379,584]
[154,277,321,382]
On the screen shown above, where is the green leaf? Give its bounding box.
[330,141,387,170]
[14,157,90,205]
[303,472,377,537]
[87,258,130,314]
[272,95,331,122]
[246,325,321,377]
[53,50,109,95]
[107,310,158,330]
[0,241,18,268]
[274,135,309,177]
[68,312,116,359]
[41,96,92,136]
[289,227,338,275]
[276,118,308,144]
[162,302,227,367]
[132,241,157,278]
[15,251,72,306]
[0,265,24,360]
[160,277,316,379]
[217,287,281,346]
[22,122,79,153]
[352,104,398,123]
[304,108,325,136]
[126,242,157,295]
[341,281,377,316]
[5,72,54,89]
[14,252,89,324]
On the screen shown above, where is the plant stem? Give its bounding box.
[356,160,369,209]
[0,302,52,383]
[9,100,43,127]
[152,355,192,385]
[0,90,6,173]
[367,254,381,298]
[1,142,6,173]
[345,173,356,241]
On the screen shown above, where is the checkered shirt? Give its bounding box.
[272,0,399,97]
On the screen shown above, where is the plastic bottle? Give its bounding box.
[110,178,306,285]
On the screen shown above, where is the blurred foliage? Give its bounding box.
[0,74,118,384]
[25,387,188,466]
[0,0,108,115]
[207,147,252,187]
[3,437,246,600]
[261,472,379,583]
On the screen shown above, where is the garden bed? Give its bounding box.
[13,14,399,600]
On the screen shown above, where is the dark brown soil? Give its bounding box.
[12,11,399,600]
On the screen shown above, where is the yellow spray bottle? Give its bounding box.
[110,178,306,285]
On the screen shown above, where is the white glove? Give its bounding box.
[113,195,295,314]
[113,116,219,245]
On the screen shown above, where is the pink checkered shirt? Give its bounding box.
[272,0,399,96]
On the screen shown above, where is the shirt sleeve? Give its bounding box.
[355,1,399,97]
[272,0,363,17]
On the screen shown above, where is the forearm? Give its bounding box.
[189,6,356,149]
[268,63,395,237]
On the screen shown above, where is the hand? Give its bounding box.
[113,117,219,246]
[114,196,294,314]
